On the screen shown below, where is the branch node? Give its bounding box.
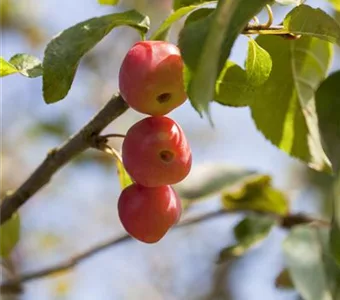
[47,148,58,158]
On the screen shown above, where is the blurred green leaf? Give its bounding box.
[222,175,289,215]
[151,1,216,41]
[316,71,340,174]
[330,220,340,268]
[97,0,119,5]
[316,71,340,266]
[218,215,275,263]
[283,226,340,300]
[43,10,150,103]
[173,0,210,10]
[0,213,20,258]
[178,0,270,116]
[275,268,295,289]
[215,37,272,106]
[320,228,340,299]
[9,54,42,77]
[0,57,18,76]
[248,35,332,172]
[174,163,256,201]
[284,5,340,46]
[116,159,133,190]
[275,0,301,5]
[27,118,71,139]
[327,0,340,11]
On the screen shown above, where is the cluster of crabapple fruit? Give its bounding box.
[117,41,192,244]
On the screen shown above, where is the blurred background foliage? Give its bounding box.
[1,0,339,299]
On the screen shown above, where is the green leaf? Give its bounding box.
[27,117,71,139]
[178,0,270,116]
[0,213,20,258]
[43,10,150,103]
[215,61,250,107]
[218,215,275,263]
[97,0,119,5]
[275,269,294,289]
[116,159,133,190]
[174,163,256,200]
[315,71,340,174]
[150,1,216,41]
[283,226,340,300]
[9,54,43,78]
[249,35,332,172]
[245,38,272,86]
[0,57,19,76]
[222,174,289,215]
[284,4,340,46]
[215,38,272,106]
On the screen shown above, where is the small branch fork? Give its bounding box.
[0,209,329,294]
[243,4,300,39]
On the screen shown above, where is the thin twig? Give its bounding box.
[0,94,128,225]
[243,24,300,39]
[0,209,329,293]
[243,25,289,34]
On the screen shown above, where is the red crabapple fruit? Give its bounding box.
[122,116,192,187]
[118,183,182,243]
[119,41,187,116]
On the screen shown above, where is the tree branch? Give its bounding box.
[0,209,329,294]
[0,94,128,225]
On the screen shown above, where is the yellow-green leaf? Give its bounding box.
[97,0,119,5]
[215,38,272,107]
[246,38,272,86]
[116,159,133,190]
[222,175,289,215]
[0,57,18,77]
